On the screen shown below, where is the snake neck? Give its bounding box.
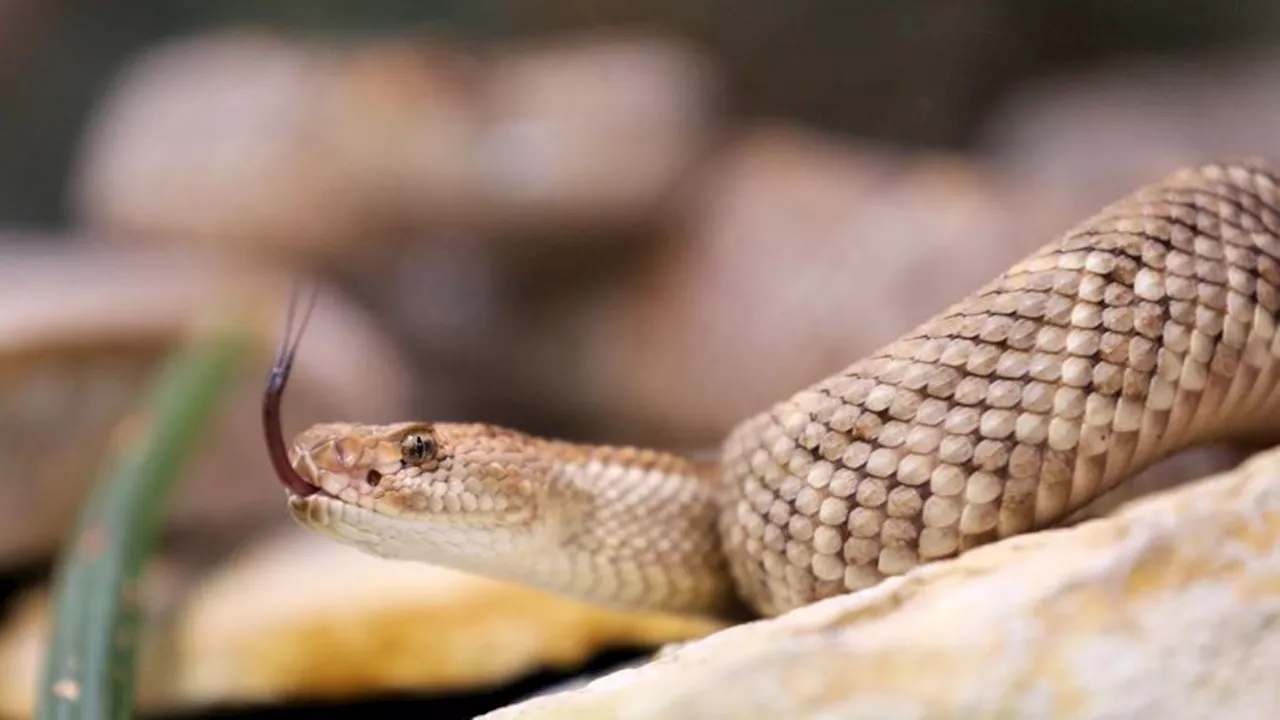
[530,441,747,619]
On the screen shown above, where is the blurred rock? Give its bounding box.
[473,33,717,233]
[497,0,1017,146]
[981,49,1280,218]
[0,241,424,568]
[485,445,1280,719]
[354,234,508,359]
[71,28,716,265]
[0,527,722,717]
[533,124,1075,448]
[71,30,397,264]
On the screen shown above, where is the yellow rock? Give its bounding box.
[486,445,1280,719]
[171,529,723,708]
[0,529,722,717]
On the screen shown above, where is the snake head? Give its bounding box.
[285,421,552,562]
[285,420,739,616]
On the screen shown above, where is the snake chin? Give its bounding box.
[285,489,552,580]
[287,492,398,557]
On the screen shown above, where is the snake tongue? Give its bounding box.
[263,363,320,497]
[263,283,320,498]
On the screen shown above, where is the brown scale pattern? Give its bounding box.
[547,443,733,612]
[719,161,1280,616]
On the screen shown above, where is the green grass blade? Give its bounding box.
[35,322,252,720]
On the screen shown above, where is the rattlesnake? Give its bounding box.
[266,161,1280,621]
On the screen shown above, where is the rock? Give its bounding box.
[499,0,1014,146]
[171,529,722,709]
[981,49,1280,219]
[0,528,722,717]
[473,33,717,233]
[483,444,1280,719]
[71,29,716,264]
[71,30,400,264]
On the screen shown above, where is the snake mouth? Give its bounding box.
[283,481,348,518]
[286,488,347,529]
[287,485,341,503]
[286,489,390,551]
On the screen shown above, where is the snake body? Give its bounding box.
[285,161,1280,619]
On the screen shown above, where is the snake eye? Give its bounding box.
[400,433,437,465]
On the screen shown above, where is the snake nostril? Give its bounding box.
[366,469,382,487]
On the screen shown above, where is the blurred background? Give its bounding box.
[3,1,1280,717]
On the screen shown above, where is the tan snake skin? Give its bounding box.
[285,161,1280,619]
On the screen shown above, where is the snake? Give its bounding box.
[265,160,1280,621]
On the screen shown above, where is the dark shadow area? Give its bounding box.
[157,647,647,720]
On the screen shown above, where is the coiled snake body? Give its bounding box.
[275,161,1280,620]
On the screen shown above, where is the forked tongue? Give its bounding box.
[263,283,321,497]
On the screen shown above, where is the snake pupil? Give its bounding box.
[366,469,382,487]
[401,433,436,465]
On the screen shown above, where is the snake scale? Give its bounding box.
[268,160,1280,621]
